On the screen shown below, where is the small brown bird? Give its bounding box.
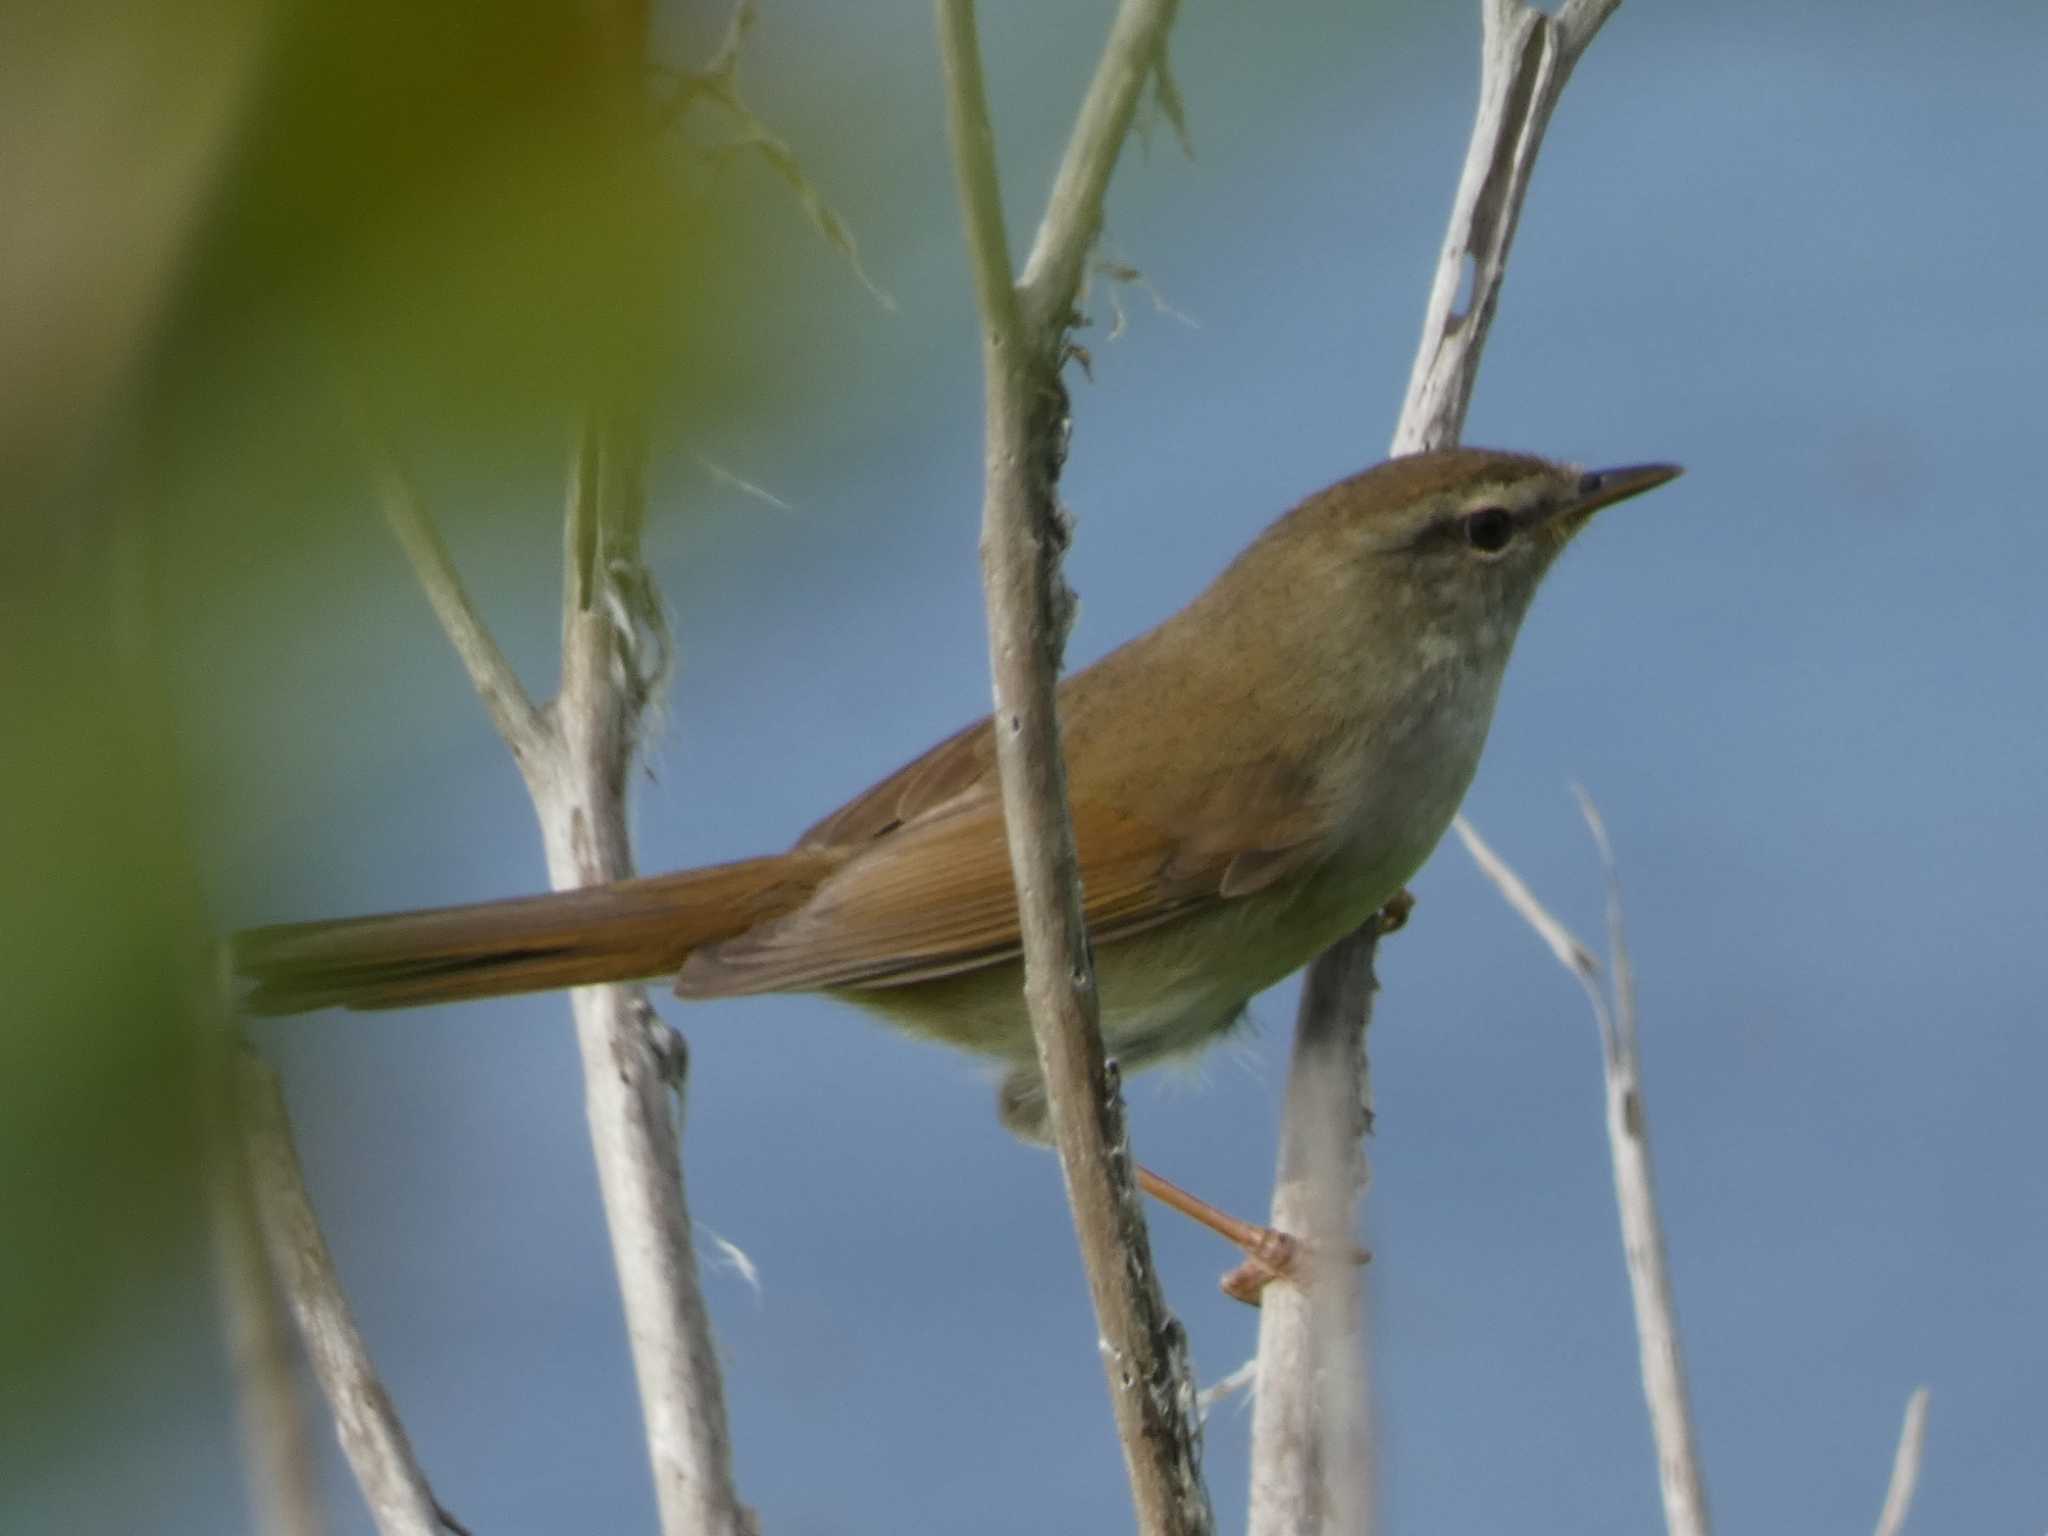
[237,448,1677,1148]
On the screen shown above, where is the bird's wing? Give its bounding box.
[792,715,998,851]
[676,727,1332,997]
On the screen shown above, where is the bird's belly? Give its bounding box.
[835,687,1491,1072]
[844,845,1413,1073]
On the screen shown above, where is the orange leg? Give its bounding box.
[1134,1164,1368,1305]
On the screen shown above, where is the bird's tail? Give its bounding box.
[233,852,826,1014]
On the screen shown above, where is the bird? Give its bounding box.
[236,447,1677,1227]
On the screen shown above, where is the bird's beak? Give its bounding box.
[1550,462,1683,535]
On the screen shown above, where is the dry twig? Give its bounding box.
[208,1052,326,1536]
[239,1052,446,1536]
[381,422,750,1536]
[1872,1387,1930,1536]
[1246,915,1389,1536]
[1255,2,1640,1527]
[935,2,1209,1532]
[1455,804,1711,1536]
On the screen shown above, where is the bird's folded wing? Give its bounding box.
[675,794,1299,996]
[793,714,997,850]
[678,701,1337,997]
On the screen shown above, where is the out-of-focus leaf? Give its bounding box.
[0,555,210,1413]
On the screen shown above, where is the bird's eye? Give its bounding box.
[1461,506,1516,553]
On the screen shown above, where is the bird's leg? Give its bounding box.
[1134,1163,1369,1306]
[998,1058,1377,1306]
[1135,1164,1299,1273]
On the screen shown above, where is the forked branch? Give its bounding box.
[1454,807,1710,1535]
[1257,3,1639,1528]
[935,2,1209,1533]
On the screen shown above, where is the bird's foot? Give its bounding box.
[1217,1231,1372,1306]
[1375,887,1416,935]
[1135,1164,1369,1307]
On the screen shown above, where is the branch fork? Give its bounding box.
[937,3,1210,1533]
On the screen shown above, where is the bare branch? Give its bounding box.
[1554,0,1629,59]
[371,415,736,1536]
[375,454,549,768]
[1270,1,1641,1518]
[1454,815,1603,990]
[1576,785,1637,1056]
[238,1051,445,1536]
[1457,808,1711,1536]
[1872,1388,1931,1536]
[1017,0,1183,339]
[537,413,751,1536]
[1453,814,1614,1057]
[1198,1358,1257,1420]
[1247,919,1386,1536]
[1393,0,1630,454]
[696,453,794,512]
[376,420,740,1536]
[209,1052,325,1536]
[937,2,1209,1532]
[357,12,763,1530]
[937,1,1029,359]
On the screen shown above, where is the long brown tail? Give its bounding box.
[234,852,829,1014]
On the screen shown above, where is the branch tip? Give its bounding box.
[1872,1387,1931,1536]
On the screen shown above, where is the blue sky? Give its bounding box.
[16,1,2047,1531]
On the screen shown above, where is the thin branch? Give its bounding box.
[374,431,744,1535]
[238,1051,445,1536]
[1454,816,1602,991]
[1555,0,1629,59]
[1016,0,1183,339]
[375,453,549,768]
[936,2,1209,1533]
[535,413,750,1536]
[1267,1,1640,1526]
[325,15,746,1535]
[937,2,1028,357]
[366,18,744,1525]
[209,1047,325,1536]
[1247,918,1387,1536]
[1393,0,1629,454]
[1576,785,1636,1057]
[1580,799,1710,1536]
[1197,1359,1257,1420]
[120,474,325,1535]
[369,173,742,1536]
[1453,814,1612,1055]
[1872,1387,1931,1536]
[374,415,741,1536]
[1458,806,1711,1536]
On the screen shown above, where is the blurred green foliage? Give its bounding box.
[2,0,848,1421]
[0,557,213,1412]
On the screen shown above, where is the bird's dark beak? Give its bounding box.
[1534,462,1681,544]
[1556,462,1683,531]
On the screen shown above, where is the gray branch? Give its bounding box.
[1871,1387,1930,1536]
[532,415,749,1536]
[209,1049,326,1536]
[1395,0,1630,455]
[1247,920,1387,1536]
[1015,0,1183,340]
[935,3,1210,1534]
[376,452,547,770]
[1455,808,1711,1536]
[384,417,747,1536]
[239,1052,445,1536]
[1257,2,1638,1528]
